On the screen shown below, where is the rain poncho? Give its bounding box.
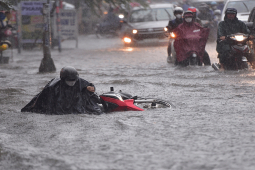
[216,15,250,54]
[21,78,103,115]
[174,20,210,62]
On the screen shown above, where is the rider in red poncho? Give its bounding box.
[174,10,210,66]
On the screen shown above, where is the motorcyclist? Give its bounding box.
[174,10,211,66]
[181,0,191,11]
[0,11,12,51]
[216,8,255,70]
[166,7,183,63]
[210,1,218,11]
[187,7,202,26]
[198,3,218,42]
[187,7,211,65]
[98,7,120,34]
[0,11,12,29]
[21,66,103,115]
[210,2,221,24]
[197,3,214,23]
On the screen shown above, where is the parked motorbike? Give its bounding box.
[213,33,253,70]
[99,87,171,112]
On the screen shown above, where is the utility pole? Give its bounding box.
[39,0,56,73]
[56,0,61,52]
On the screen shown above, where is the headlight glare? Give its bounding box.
[123,37,132,43]
[170,32,176,38]
[235,35,244,41]
[132,29,138,34]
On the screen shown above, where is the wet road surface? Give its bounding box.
[1,35,255,170]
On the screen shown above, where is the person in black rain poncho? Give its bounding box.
[217,8,255,70]
[21,66,103,115]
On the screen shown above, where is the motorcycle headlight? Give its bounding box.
[170,32,176,38]
[119,14,124,19]
[164,27,168,32]
[235,35,244,41]
[132,29,138,34]
[123,37,132,43]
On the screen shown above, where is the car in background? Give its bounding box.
[120,3,175,46]
[221,0,255,22]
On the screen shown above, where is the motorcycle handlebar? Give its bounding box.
[218,34,251,42]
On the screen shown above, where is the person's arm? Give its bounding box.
[240,21,254,39]
[168,20,177,32]
[241,21,250,34]
[87,86,95,92]
[217,21,225,40]
[196,18,203,26]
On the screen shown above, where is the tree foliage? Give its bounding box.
[0,0,16,10]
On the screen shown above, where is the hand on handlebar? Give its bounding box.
[249,35,255,39]
[220,36,226,40]
[87,86,95,92]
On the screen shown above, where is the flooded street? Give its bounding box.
[1,35,255,170]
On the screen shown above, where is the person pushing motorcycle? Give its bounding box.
[21,66,103,115]
[217,8,255,70]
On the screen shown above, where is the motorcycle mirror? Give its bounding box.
[110,87,114,91]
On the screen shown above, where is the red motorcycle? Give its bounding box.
[99,87,171,112]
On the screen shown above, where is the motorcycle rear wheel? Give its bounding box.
[152,99,171,108]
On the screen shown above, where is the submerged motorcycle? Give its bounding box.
[212,33,253,70]
[99,87,171,112]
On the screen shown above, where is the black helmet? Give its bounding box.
[174,7,184,15]
[60,66,79,81]
[225,8,237,15]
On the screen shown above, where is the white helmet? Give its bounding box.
[174,7,184,15]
